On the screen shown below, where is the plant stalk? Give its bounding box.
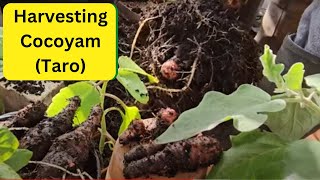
[104,93,127,109]
[99,107,123,153]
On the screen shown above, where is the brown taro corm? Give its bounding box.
[160,59,180,80]
[158,107,178,124]
[9,101,47,128]
[123,134,223,178]
[19,96,81,161]
[119,108,178,145]
[124,143,166,163]
[36,105,103,178]
[119,119,147,145]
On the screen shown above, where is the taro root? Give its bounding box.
[158,107,178,124]
[119,119,147,145]
[36,105,103,178]
[107,118,210,179]
[119,108,178,145]
[0,102,47,129]
[124,143,166,163]
[8,101,47,128]
[19,96,81,160]
[160,59,180,80]
[123,134,223,178]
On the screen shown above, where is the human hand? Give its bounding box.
[108,117,223,179]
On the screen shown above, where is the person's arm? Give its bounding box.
[275,0,320,76]
[255,0,312,53]
[258,0,320,93]
[293,0,317,48]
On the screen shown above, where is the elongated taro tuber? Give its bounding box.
[19,96,81,160]
[119,119,147,145]
[0,102,47,128]
[124,143,166,163]
[123,134,222,178]
[35,105,103,178]
[10,101,47,127]
[119,108,178,145]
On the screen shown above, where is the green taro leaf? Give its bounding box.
[118,106,141,135]
[0,162,21,179]
[155,84,286,144]
[207,131,320,179]
[260,45,285,88]
[0,127,19,162]
[283,63,305,90]
[4,149,32,171]
[305,74,320,91]
[118,56,159,83]
[117,69,149,104]
[265,102,320,141]
[208,131,287,179]
[46,81,101,126]
[284,140,320,179]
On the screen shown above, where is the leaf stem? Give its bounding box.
[313,92,320,106]
[302,97,320,116]
[282,96,320,117]
[104,107,125,120]
[98,107,121,153]
[99,81,109,154]
[100,81,108,105]
[104,93,127,109]
[271,93,288,100]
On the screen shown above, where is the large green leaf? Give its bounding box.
[0,127,19,162]
[284,140,320,179]
[265,102,320,141]
[305,74,320,91]
[283,63,305,90]
[118,56,159,83]
[207,131,320,179]
[155,84,286,144]
[208,131,287,179]
[46,81,101,125]
[0,162,21,179]
[260,45,285,88]
[118,106,141,135]
[116,69,149,104]
[4,149,32,171]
